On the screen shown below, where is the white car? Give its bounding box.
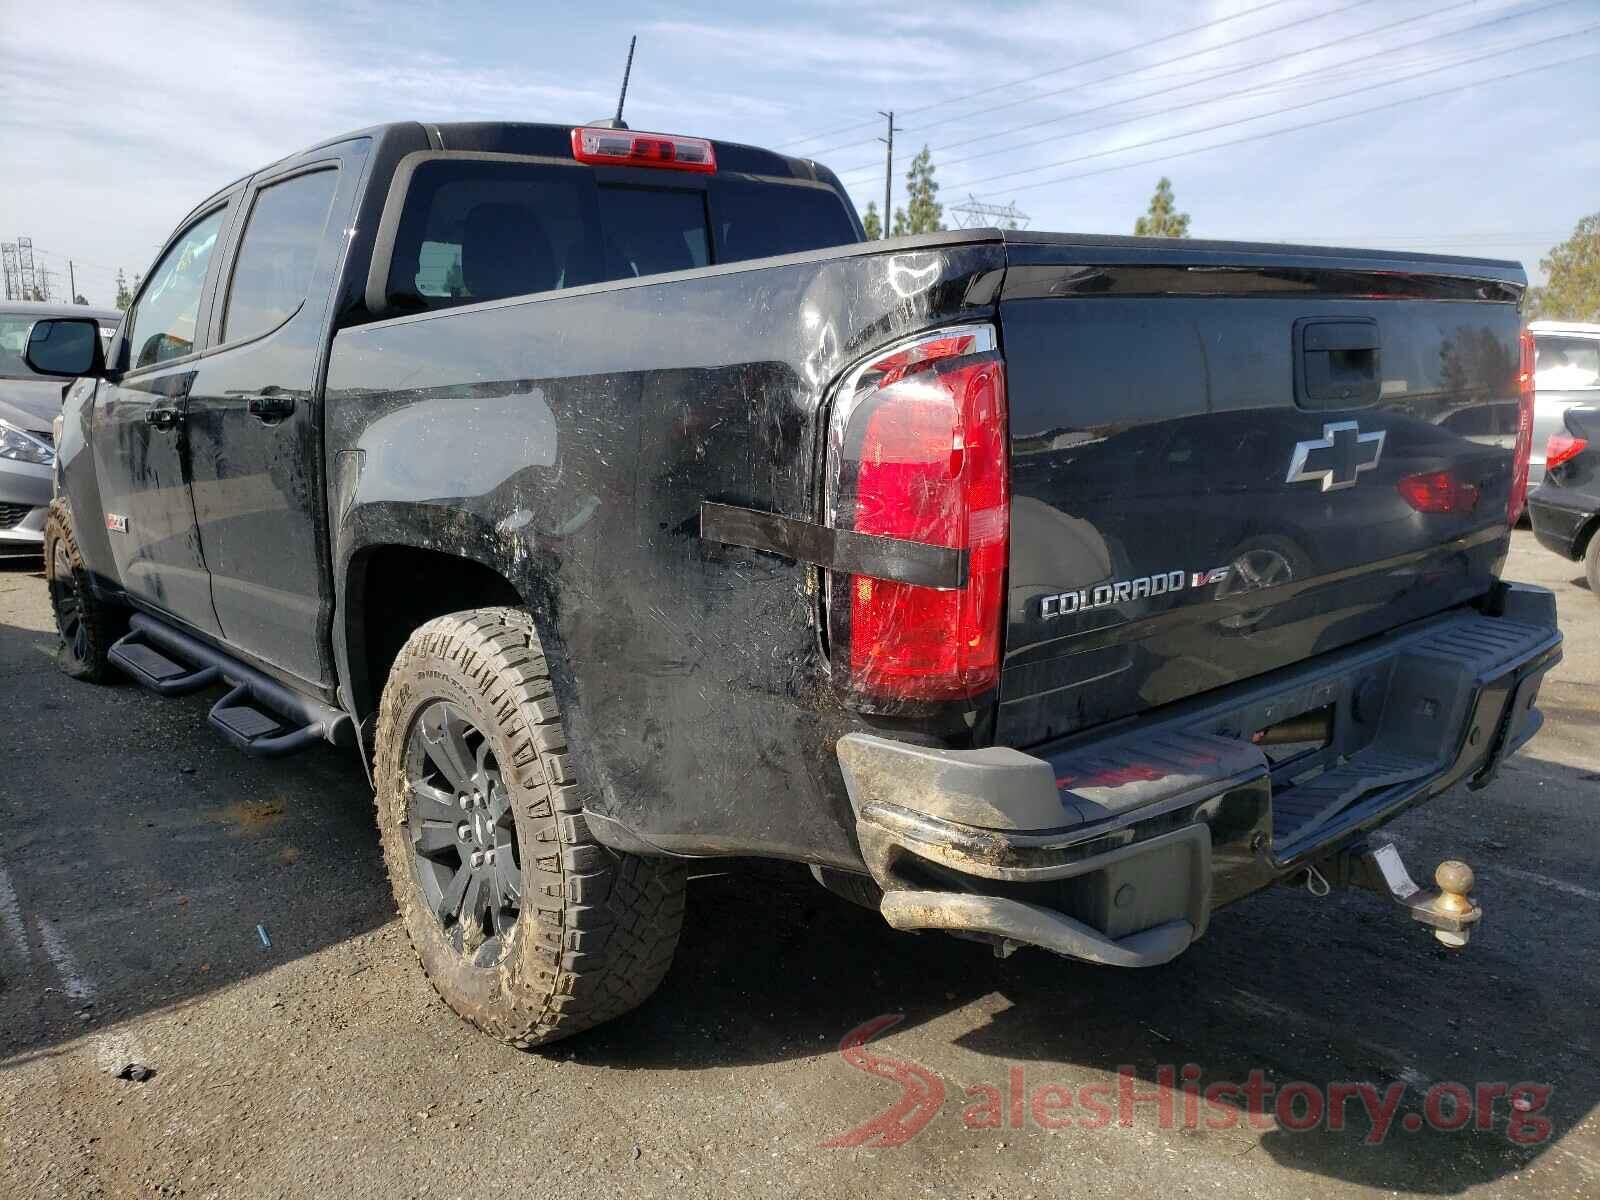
[1529,319,1600,487]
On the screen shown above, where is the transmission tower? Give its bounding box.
[0,244,17,301]
[16,238,37,300]
[948,195,1031,231]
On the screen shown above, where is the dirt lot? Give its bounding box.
[1,531,1596,1199]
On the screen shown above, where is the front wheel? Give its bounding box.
[373,607,686,1047]
[43,501,124,682]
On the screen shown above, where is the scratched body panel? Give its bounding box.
[325,243,1007,865]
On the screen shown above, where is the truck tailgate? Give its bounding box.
[995,237,1527,746]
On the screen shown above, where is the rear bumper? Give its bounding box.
[839,583,1561,967]
[1527,485,1596,560]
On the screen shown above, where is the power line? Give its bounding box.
[1256,230,1567,240]
[801,0,1381,163]
[833,0,1572,181]
[772,0,1300,150]
[973,46,1600,200]
[30,246,126,275]
[926,0,1533,157]
[915,0,1425,138]
[940,20,1598,196]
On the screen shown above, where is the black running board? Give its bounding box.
[109,614,353,758]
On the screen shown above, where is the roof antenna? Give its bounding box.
[609,35,637,130]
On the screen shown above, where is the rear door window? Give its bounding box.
[223,167,340,344]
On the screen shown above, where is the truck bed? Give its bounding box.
[324,227,1528,866]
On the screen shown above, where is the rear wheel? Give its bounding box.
[374,607,686,1047]
[1585,527,1600,598]
[43,501,123,682]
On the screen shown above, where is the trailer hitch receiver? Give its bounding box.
[1330,840,1482,948]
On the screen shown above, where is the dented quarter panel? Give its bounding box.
[325,239,1008,865]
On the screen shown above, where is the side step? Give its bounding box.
[108,639,221,696]
[109,614,352,759]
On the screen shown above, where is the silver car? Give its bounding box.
[1529,319,1600,488]
[0,301,122,554]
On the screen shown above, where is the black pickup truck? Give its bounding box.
[25,120,1561,1047]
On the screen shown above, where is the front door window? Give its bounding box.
[125,209,226,369]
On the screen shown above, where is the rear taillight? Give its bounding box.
[1509,329,1536,523]
[570,126,716,173]
[1546,432,1588,470]
[1398,469,1481,514]
[825,325,1008,703]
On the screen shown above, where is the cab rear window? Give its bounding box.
[714,177,858,262]
[382,157,857,312]
[1534,335,1600,389]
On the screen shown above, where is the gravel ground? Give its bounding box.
[1,531,1596,1199]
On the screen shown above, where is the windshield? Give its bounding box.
[0,314,41,379]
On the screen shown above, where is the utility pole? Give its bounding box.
[69,260,78,303]
[877,110,901,239]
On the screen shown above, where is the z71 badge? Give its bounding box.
[1039,565,1232,619]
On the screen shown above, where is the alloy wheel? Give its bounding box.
[404,700,522,965]
[50,541,88,664]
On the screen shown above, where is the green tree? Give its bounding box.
[862,201,882,240]
[891,207,908,237]
[114,269,133,311]
[1134,177,1190,238]
[1526,213,1600,322]
[902,145,944,234]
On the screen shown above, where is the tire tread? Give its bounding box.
[374,606,684,1048]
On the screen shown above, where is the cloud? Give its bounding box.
[1,0,1592,301]
[0,0,796,301]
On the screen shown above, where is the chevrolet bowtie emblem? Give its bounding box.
[1285,421,1386,492]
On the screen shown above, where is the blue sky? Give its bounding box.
[1,0,1596,305]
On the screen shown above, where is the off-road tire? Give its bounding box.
[1585,526,1600,598]
[374,607,686,1047]
[43,500,124,682]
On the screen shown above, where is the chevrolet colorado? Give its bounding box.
[26,120,1560,1047]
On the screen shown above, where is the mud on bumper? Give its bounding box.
[838,584,1562,967]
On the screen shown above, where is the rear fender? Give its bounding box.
[334,499,558,719]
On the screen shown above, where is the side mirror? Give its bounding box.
[24,318,107,379]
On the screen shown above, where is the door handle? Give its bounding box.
[245,394,296,422]
[144,406,182,430]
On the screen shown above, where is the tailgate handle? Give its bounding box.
[1295,318,1380,409]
